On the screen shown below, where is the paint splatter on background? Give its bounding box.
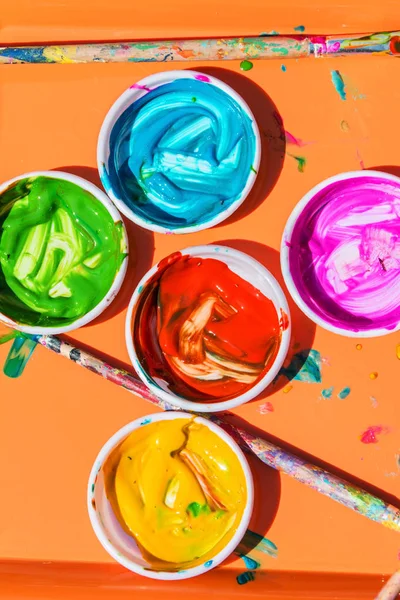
[281,64,287,72]
[321,386,334,399]
[258,401,274,414]
[280,349,322,383]
[338,387,351,400]
[287,153,307,172]
[234,530,278,586]
[360,425,390,444]
[331,70,347,101]
[294,25,306,32]
[240,59,253,71]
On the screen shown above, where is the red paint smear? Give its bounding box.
[133,255,281,401]
[360,425,390,444]
[279,308,290,331]
[130,83,151,91]
[390,36,400,55]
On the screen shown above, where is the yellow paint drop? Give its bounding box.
[283,384,293,394]
[396,344,400,360]
[356,343,362,350]
[369,371,378,380]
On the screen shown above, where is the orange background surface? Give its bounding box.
[1,0,400,596]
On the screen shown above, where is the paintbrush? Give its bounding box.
[2,328,398,534]
[0,31,399,64]
[375,570,400,600]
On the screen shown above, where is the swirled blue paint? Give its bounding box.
[105,79,256,229]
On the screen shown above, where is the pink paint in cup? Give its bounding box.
[281,170,400,337]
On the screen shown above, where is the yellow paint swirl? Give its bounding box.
[103,418,247,569]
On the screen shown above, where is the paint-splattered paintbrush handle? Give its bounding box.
[37,333,400,533]
[0,31,399,64]
[375,570,400,600]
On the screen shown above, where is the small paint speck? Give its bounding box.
[281,64,287,72]
[91,483,95,493]
[240,59,253,71]
[250,165,257,174]
[360,425,389,444]
[204,560,213,567]
[283,384,293,394]
[191,97,197,102]
[287,153,307,172]
[370,396,378,408]
[239,554,260,569]
[140,417,152,425]
[321,386,334,399]
[137,285,143,294]
[331,70,347,101]
[237,571,255,585]
[341,120,350,133]
[259,401,274,414]
[294,25,305,32]
[369,371,378,380]
[396,344,400,359]
[338,387,351,400]
[356,343,362,350]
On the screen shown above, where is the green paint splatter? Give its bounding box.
[338,386,351,399]
[280,349,322,384]
[294,25,305,32]
[91,483,95,493]
[250,165,257,174]
[321,386,334,399]
[287,153,307,172]
[331,70,347,101]
[237,572,255,585]
[186,502,210,517]
[240,60,253,71]
[191,97,197,102]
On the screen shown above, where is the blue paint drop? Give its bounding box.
[338,386,351,399]
[140,417,152,425]
[294,25,305,32]
[235,529,278,559]
[331,70,347,101]
[204,560,213,568]
[239,554,260,569]
[281,64,287,72]
[321,386,334,399]
[236,571,255,585]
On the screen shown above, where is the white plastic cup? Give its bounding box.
[97,70,261,234]
[0,170,128,335]
[126,245,291,412]
[87,411,254,580]
[281,170,400,338]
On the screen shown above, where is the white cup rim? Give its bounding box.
[87,410,254,580]
[0,170,128,335]
[125,244,291,412]
[97,70,261,234]
[281,169,400,338]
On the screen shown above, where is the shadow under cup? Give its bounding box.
[0,172,128,334]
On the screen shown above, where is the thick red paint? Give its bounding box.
[134,255,281,400]
[359,425,389,444]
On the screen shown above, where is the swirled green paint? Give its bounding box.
[0,176,126,327]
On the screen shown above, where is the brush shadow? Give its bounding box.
[53,166,155,326]
[195,67,286,225]
[213,239,316,400]
[224,412,400,510]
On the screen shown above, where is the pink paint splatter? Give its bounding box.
[195,74,210,82]
[285,131,309,147]
[360,425,390,444]
[130,83,152,92]
[259,401,274,414]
